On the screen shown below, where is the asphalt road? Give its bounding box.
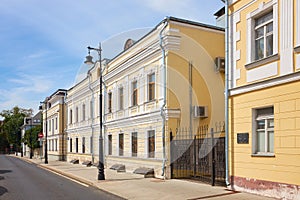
[0,155,123,200]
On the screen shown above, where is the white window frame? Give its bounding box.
[246,0,278,64]
[148,73,155,101]
[132,81,138,106]
[82,104,86,121]
[131,132,138,157]
[254,12,273,60]
[147,130,155,158]
[118,87,124,110]
[252,107,274,156]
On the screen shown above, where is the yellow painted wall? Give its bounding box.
[229,81,300,185]
[166,22,225,131]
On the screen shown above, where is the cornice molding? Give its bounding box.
[230,71,300,96]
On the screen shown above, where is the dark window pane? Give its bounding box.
[119,134,124,156]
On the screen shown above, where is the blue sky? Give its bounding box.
[0,0,224,115]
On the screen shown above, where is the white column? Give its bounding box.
[280,0,294,75]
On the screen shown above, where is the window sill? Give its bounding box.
[129,105,138,109]
[295,46,300,53]
[144,99,156,104]
[251,153,275,157]
[245,54,279,70]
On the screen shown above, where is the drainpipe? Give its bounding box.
[62,92,67,161]
[225,0,231,186]
[102,77,107,164]
[88,71,95,163]
[159,17,169,178]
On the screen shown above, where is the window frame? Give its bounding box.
[70,138,72,152]
[132,81,138,106]
[75,137,78,153]
[148,73,155,101]
[55,117,58,130]
[131,132,138,157]
[69,109,73,124]
[148,130,155,158]
[82,137,85,154]
[254,11,273,61]
[108,92,112,113]
[108,135,112,155]
[252,107,274,156]
[75,107,79,123]
[246,0,278,66]
[118,87,124,110]
[82,104,86,121]
[119,133,124,156]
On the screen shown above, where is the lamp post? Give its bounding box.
[39,99,48,164]
[84,43,105,180]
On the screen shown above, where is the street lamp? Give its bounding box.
[39,99,48,164]
[84,43,105,180]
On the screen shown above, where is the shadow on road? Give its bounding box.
[0,186,8,196]
[0,170,12,174]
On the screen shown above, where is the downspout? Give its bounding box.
[102,77,107,164]
[88,71,95,163]
[225,0,230,186]
[62,92,67,161]
[159,17,168,178]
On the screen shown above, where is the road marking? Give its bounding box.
[40,166,89,187]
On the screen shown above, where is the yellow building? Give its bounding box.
[228,0,300,198]
[41,89,67,161]
[103,17,225,179]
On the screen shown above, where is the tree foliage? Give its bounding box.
[22,124,41,150]
[0,106,33,152]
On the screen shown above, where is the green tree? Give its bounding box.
[22,124,41,150]
[0,106,32,152]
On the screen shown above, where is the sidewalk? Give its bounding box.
[18,156,275,200]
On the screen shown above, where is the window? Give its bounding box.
[52,119,54,134]
[148,73,155,101]
[55,117,58,130]
[108,135,112,155]
[132,81,138,106]
[119,133,124,156]
[75,107,79,123]
[55,139,58,151]
[90,136,93,154]
[148,130,155,158]
[82,137,85,154]
[254,11,273,60]
[75,138,78,153]
[70,138,72,152]
[82,104,86,121]
[119,88,124,110]
[90,100,93,118]
[108,92,112,113]
[69,109,73,124]
[132,132,137,157]
[49,120,51,131]
[253,107,274,155]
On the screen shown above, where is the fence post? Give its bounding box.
[211,128,215,186]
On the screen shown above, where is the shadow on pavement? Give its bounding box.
[187,190,240,200]
[0,186,8,196]
[0,170,12,174]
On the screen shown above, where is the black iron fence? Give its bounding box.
[170,123,225,186]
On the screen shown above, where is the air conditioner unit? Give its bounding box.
[194,106,208,118]
[215,57,225,72]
